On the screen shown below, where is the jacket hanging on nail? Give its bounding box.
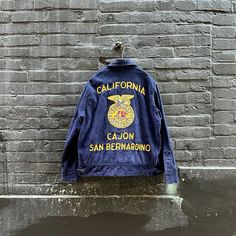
[61,58,179,184]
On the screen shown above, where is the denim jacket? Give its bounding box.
[61,58,179,184]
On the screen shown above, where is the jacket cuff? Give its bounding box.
[61,169,79,182]
[165,170,179,184]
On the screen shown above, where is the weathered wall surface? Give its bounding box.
[0,0,236,235]
[1,169,236,236]
[1,0,236,194]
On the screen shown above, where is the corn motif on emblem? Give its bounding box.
[107,94,135,128]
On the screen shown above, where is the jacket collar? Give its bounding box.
[107,58,137,67]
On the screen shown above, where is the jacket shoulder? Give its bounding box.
[135,66,158,89]
[86,66,110,85]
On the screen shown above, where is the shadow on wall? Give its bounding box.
[13,177,236,236]
[0,198,10,210]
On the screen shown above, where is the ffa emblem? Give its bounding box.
[107,94,135,129]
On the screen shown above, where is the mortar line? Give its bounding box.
[0,194,181,199]
[179,166,236,169]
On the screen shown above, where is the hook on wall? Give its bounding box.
[113,41,124,50]
[113,41,130,59]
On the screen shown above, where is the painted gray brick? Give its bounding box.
[49,107,75,118]
[99,12,157,23]
[0,0,236,192]
[175,46,211,57]
[194,35,211,46]
[7,129,67,140]
[214,124,236,135]
[14,0,34,10]
[160,12,213,23]
[25,95,77,106]
[6,141,35,152]
[212,76,236,87]
[136,0,157,11]
[177,24,211,34]
[7,162,60,173]
[210,136,236,147]
[167,115,211,127]
[156,0,175,10]
[23,83,85,94]
[213,63,236,75]
[159,81,205,93]
[1,0,15,10]
[0,71,28,82]
[6,106,49,118]
[190,58,211,69]
[7,119,41,130]
[12,11,79,22]
[99,1,137,12]
[196,0,232,12]
[214,99,236,110]
[213,51,236,62]
[82,10,98,22]
[137,23,176,34]
[70,0,98,9]
[0,118,7,129]
[41,118,60,129]
[155,58,191,69]
[0,12,12,23]
[157,35,194,47]
[214,111,234,123]
[162,92,211,104]
[213,39,236,49]
[175,150,202,162]
[170,127,212,138]
[184,103,212,115]
[139,47,174,58]
[164,104,185,115]
[213,14,236,25]
[204,159,236,166]
[41,35,77,46]
[177,70,211,80]
[213,88,236,98]
[100,24,137,35]
[225,147,236,158]
[175,138,210,150]
[0,59,6,68]
[5,35,40,46]
[64,23,98,34]
[1,22,96,35]
[175,0,197,11]
[33,0,70,9]
[3,48,30,57]
[28,71,94,82]
[6,152,59,163]
[213,26,236,38]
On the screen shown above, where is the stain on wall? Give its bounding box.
[0,171,234,236]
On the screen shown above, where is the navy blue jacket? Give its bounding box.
[61,58,179,184]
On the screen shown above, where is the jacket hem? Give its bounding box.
[61,169,79,182]
[77,164,163,177]
[165,171,179,184]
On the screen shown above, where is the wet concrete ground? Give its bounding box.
[0,170,236,236]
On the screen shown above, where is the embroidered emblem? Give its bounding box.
[107,94,135,128]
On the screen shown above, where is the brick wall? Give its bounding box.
[0,0,236,194]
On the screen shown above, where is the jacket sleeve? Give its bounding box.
[61,85,87,182]
[153,81,179,184]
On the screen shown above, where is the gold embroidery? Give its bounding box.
[89,143,151,152]
[107,94,135,129]
[107,132,135,140]
[96,81,145,95]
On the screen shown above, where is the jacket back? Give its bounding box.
[61,58,179,184]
